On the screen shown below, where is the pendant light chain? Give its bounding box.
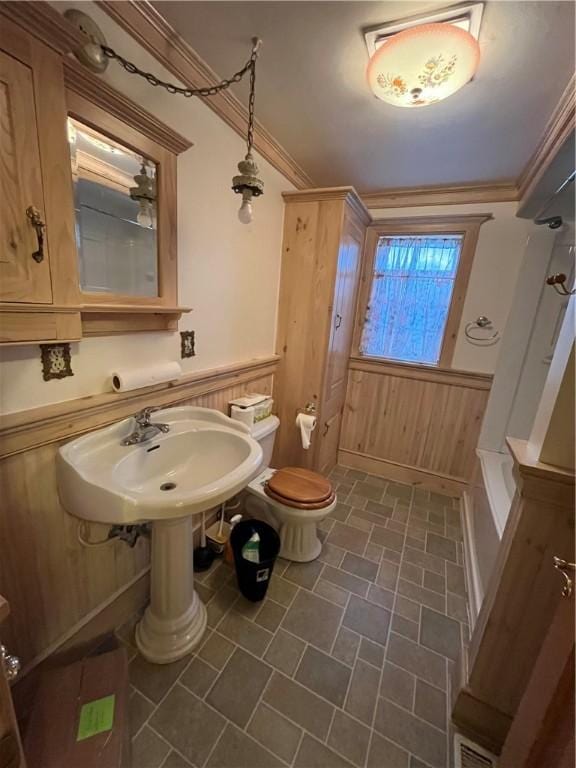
[101,38,261,102]
[246,47,256,156]
[98,35,264,221]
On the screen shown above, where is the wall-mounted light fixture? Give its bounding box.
[65,9,264,224]
[364,3,483,108]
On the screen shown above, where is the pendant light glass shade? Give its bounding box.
[367,23,480,108]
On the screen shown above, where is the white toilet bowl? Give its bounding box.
[245,467,336,562]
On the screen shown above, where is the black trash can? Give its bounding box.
[231,520,281,602]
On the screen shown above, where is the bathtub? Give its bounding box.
[462,448,516,625]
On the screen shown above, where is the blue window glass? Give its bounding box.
[360,235,463,365]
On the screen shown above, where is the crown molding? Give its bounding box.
[282,186,371,223]
[360,76,574,211]
[360,182,519,210]
[0,1,84,55]
[64,58,192,155]
[369,213,493,228]
[3,2,572,208]
[96,0,314,190]
[517,74,576,203]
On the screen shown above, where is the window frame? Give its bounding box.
[352,214,492,369]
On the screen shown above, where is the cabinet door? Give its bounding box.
[0,49,52,303]
[317,409,342,476]
[324,216,363,410]
[0,597,25,768]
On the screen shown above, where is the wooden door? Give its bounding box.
[317,211,364,472]
[324,215,363,412]
[317,410,342,476]
[0,49,52,303]
[499,561,575,768]
[0,596,25,768]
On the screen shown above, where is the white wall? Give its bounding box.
[477,227,556,452]
[371,202,535,374]
[0,1,292,415]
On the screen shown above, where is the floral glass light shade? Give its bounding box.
[367,22,480,108]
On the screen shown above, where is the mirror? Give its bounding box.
[67,117,159,297]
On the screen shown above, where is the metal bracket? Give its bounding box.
[546,273,576,296]
[64,9,109,73]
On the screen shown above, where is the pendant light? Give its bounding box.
[65,10,264,223]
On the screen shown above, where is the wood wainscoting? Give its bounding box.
[0,356,277,674]
[338,358,492,495]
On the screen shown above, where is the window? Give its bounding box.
[361,235,463,364]
[356,216,490,368]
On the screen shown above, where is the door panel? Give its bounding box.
[0,597,25,768]
[0,50,52,303]
[324,219,363,409]
[500,565,575,768]
[318,410,342,476]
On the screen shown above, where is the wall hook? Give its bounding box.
[546,273,575,296]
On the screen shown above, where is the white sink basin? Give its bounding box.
[57,405,264,665]
[58,406,263,524]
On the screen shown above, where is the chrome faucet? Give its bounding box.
[121,406,170,446]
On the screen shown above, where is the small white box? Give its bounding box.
[229,394,273,427]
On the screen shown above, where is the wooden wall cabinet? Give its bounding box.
[452,438,575,752]
[0,17,81,345]
[273,188,370,474]
[0,596,25,768]
[0,5,192,343]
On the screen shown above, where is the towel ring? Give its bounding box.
[464,316,500,346]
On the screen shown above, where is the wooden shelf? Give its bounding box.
[0,305,82,345]
[80,304,191,336]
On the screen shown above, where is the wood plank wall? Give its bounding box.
[339,358,492,491]
[0,358,276,672]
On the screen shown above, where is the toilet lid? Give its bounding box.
[266,467,333,505]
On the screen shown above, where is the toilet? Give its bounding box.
[244,415,336,562]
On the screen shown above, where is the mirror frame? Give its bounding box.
[63,58,192,334]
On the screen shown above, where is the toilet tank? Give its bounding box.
[250,415,280,468]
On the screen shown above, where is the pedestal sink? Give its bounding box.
[57,406,262,663]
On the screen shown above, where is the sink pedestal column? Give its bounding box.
[136,516,207,664]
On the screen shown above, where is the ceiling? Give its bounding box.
[151,1,575,192]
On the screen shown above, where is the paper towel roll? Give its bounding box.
[111,362,182,393]
[296,412,317,450]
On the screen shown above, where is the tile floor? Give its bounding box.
[120,466,470,768]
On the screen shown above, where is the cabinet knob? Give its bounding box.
[26,205,46,263]
[335,313,342,330]
[0,645,21,681]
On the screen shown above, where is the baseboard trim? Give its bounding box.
[14,506,222,696]
[18,567,150,680]
[337,449,467,496]
[452,682,512,755]
[461,491,483,628]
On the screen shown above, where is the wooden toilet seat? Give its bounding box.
[264,467,335,510]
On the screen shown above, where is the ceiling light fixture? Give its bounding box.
[65,10,264,224]
[367,22,480,108]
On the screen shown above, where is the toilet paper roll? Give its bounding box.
[296,412,317,450]
[111,361,182,393]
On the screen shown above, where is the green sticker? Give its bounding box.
[76,694,115,741]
